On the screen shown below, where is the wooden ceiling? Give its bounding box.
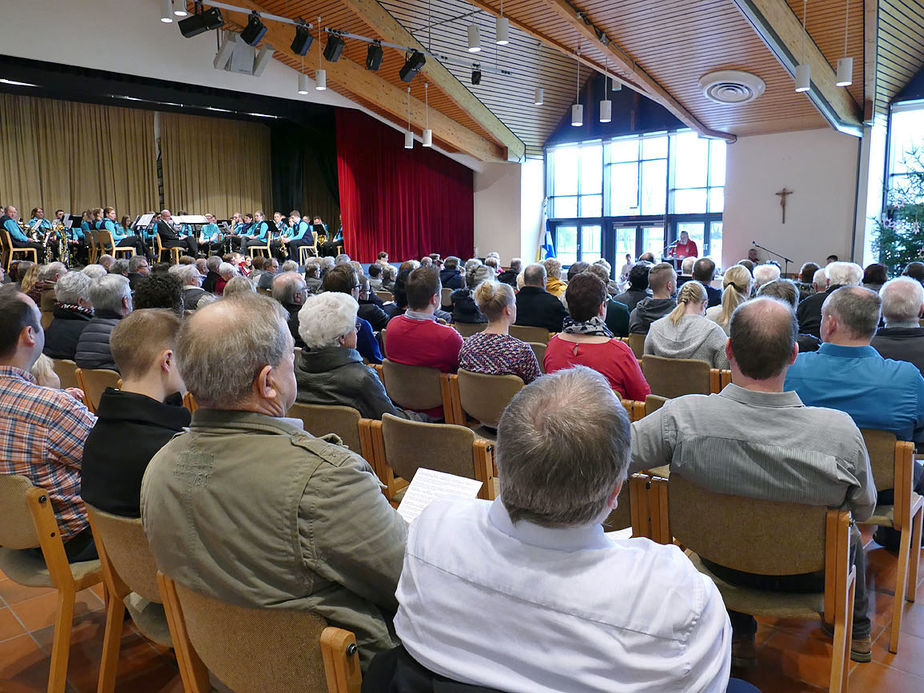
[205,1,924,162]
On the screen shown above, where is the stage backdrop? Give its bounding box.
[336,109,474,263]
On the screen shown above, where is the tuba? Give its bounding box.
[52,220,70,267]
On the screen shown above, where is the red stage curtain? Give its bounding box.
[336,108,474,263]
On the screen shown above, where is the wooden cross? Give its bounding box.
[775,188,793,224]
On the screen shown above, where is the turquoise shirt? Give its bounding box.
[103,218,127,242]
[67,225,85,241]
[27,217,52,231]
[250,220,270,242]
[3,218,27,243]
[290,219,309,241]
[200,223,220,243]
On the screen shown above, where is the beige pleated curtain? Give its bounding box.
[160,112,271,219]
[0,94,157,215]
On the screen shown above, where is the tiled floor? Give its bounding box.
[0,534,921,691]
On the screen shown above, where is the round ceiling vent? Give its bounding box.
[699,70,766,105]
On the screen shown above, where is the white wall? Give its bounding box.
[472,158,544,263]
[723,128,861,272]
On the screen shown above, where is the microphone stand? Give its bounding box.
[753,241,792,275]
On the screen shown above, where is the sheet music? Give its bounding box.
[396,468,484,524]
[174,215,209,225]
[137,213,155,228]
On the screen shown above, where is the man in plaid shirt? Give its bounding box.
[0,289,97,561]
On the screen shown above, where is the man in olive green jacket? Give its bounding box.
[141,293,407,669]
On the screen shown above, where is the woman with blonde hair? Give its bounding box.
[705,265,752,335]
[645,280,729,368]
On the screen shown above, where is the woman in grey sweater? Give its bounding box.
[644,281,730,369]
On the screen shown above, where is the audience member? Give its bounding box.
[98,254,114,271]
[201,255,221,293]
[757,279,821,352]
[797,261,862,337]
[43,271,94,360]
[693,257,722,307]
[614,262,651,311]
[458,281,540,384]
[271,271,309,349]
[257,257,280,292]
[295,292,420,421]
[862,263,888,292]
[222,274,255,297]
[737,259,755,273]
[631,296,875,664]
[543,258,567,298]
[75,274,132,371]
[638,251,656,263]
[322,265,383,364]
[134,273,184,316]
[177,263,207,311]
[110,258,129,277]
[826,254,839,264]
[872,277,924,375]
[369,367,731,691]
[368,262,384,291]
[127,255,152,291]
[356,276,390,330]
[304,258,323,293]
[645,281,729,368]
[752,263,781,293]
[215,262,236,295]
[29,353,61,389]
[0,291,97,561]
[451,264,494,324]
[795,262,820,298]
[141,293,407,669]
[81,309,188,517]
[578,264,629,336]
[82,263,107,280]
[545,273,649,400]
[592,259,621,297]
[628,262,677,335]
[676,256,696,287]
[903,261,924,284]
[381,264,397,293]
[705,265,752,335]
[33,261,67,312]
[496,258,521,287]
[514,264,567,333]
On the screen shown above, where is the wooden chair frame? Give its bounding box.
[627,333,645,359]
[508,325,552,345]
[74,367,120,414]
[157,572,361,693]
[378,360,459,424]
[247,236,272,258]
[1,229,38,270]
[155,234,183,265]
[98,230,135,259]
[620,398,646,422]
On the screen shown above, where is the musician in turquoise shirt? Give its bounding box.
[101,206,147,257]
[285,210,313,262]
[27,207,53,232]
[198,213,223,255]
[241,210,270,255]
[1,205,44,254]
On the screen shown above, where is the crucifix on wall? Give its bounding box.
[775,188,793,224]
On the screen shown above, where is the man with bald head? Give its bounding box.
[155,208,197,257]
[632,297,875,665]
[141,293,406,670]
[871,276,924,375]
[271,270,309,348]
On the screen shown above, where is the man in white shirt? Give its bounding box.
[370,367,733,692]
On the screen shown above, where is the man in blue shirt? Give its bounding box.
[283,210,312,263]
[240,210,270,257]
[1,205,44,257]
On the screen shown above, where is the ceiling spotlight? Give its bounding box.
[241,11,267,46]
[291,21,314,56]
[533,87,543,105]
[467,23,481,53]
[172,1,188,17]
[324,34,345,62]
[297,73,310,95]
[399,51,426,82]
[472,65,482,85]
[178,6,223,38]
[366,41,384,71]
[161,0,174,23]
[496,16,509,45]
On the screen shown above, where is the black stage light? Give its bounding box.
[472,65,482,85]
[366,42,384,71]
[241,11,267,46]
[178,6,223,38]
[399,51,426,82]
[291,21,313,56]
[323,34,345,62]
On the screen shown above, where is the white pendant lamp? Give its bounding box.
[315,17,326,90]
[571,51,582,127]
[496,17,509,45]
[533,87,544,105]
[172,1,189,17]
[835,0,853,87]
[161,0,174,23]
[297,72,309,95]
[571,104,583,127]
[405,87,414,149]
[599,98,612,123]
[422,82,432,147]
[795,0,811,93]
[467,24,481,53]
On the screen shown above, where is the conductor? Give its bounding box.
[156,209,198,258]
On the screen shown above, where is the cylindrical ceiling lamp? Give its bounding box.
[467,24,481,53]
[599,99,612,123]
[315,69,327,90]
[422,82,432,147]
[571,104,584,127]
[404,130,414,149]
[172,1,189,17]
[496,16,509,45]
[422,130,433,147]
[836,0,853,87]
[297,73,309,94]
[571,48,582,127]
[161,0,174,23]
[533,87,544,105]
[795,63,811,92]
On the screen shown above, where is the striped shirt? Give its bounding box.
[458,331,541,384]
[0,366,96,540]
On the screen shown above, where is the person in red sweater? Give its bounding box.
[385,266,463,418]
[544,273,650,401]
[670,230,699,260]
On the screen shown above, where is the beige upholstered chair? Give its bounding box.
[75,367,120,413]
[453,321,487,338]
[158,572,361,693]
[0,475,102,693]
[528,342,546,373]
[85,505,171,693]
[379,359,456,421]
[859,429,922,653]
[640,355,723,398]
[455,369,523,430]
[374,289,394,303]
[652,475,855,693]
[287,402,376,461]
[51,358,80,391]
[509,324,551,344]
[645,394,668,415]
[627,333,646,359]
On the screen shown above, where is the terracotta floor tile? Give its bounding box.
[0,633,51,691]
[847,660,924,692]
[752,630,839,690]
[10,588,103,633]
[0,579,56,606]
[0,607,27,642]
[900,598,924,639]
[871,628,924,677]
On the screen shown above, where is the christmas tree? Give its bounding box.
[874,147,924,275]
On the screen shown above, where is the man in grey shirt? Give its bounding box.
[631,297,875,666]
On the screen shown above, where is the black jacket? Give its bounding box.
[797,286,842,338]
[155,219,182,243]
[614,288,650,312]
[514,285,568,333]
[43,305,93,360]
[283,302,307,348]
[81,389,190,517]
[74,310,123,371]
[451,289,487,324]
[604,299,631,338]
[872,327,924,376]
[702,283,722,308]
[439,268,463,290]
[497,269,518,288]
[182,286,208,311]
[358,302,389,331]
[202,270,220,294]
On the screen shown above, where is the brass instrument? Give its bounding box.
[52,220,70,267]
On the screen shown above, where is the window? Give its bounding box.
[548,141,603,219]
[605,134,668,216]
[670,132,726,214]
[887,102,924,203]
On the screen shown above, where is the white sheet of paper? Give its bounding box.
[397,468,484,524]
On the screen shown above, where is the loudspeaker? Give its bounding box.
[323,35,345,62]
[241,11,267,46]
[366,43,384,71]
[178,7,223,38]
[291,23,313,56]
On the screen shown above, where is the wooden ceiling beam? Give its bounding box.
[227,1,507,161]
[733,0,863,135]
[863,0,878,122]
[339,0,526,161]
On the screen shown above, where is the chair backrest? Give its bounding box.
[0,475,41,549]
[171,579,331,692]
[78,368,121,410]
[453,321,486,338]
[668,474,828,575]
[99,229,116,252]
[440,287,453,309]
[509,324,550,344]
[627,333,646,358]
[457,369,523,429]
[381,414,476,481]
[645,394,667,415]
[640,355,711,398]
[381,359,443,411]
[288,402,363,453]
[375,290,393,302]
[860,429,897,492]
[52,358,80,390]
[528,342,546,373]
[85,505,160,603]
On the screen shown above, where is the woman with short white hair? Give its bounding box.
[295,292,422,420]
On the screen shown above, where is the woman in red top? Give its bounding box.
[544,272,650,400]
[671,230,699,260]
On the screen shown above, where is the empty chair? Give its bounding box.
[455,369,523,430]
[85,505,172,693]
[858,429,922,653]
[645,394,668,415]
[51,358,80,390]
[288,402,372,458]
[76,367,121,412]
[0,475,102,693]
[509,324,551,344]
[453,321,486,338]
[158,572,362,693]
[380,359,456,422]
[640,355,718,398]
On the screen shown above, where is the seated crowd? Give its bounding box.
[2,242,924,691]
